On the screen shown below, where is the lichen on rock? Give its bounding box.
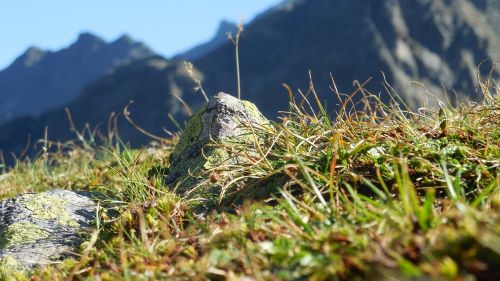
[166,92,269,210]
[170,104,206,161]
[23,194,79,226]
[0,222,49,248]
[0,189,99,271]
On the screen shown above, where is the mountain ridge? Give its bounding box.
[0,32,155,124]
[175,20,238,61]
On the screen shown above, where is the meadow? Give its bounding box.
[0,74,499,281]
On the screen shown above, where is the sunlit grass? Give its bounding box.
[0,75,498,280]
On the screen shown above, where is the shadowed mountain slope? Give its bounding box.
[0,56,201,160]
[194,0,499,115]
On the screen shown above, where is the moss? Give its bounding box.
[168,154,210,194]
[23,194,78,227]
[0,256,23,279]
[0,222,49,248]
[203,147,231,170]
[171,105,206,162]
[242,100,267,123]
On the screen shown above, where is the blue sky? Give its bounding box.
[0,0,282,69]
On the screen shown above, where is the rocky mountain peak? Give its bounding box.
[113,34,135,45]
[11,46,46,68]
[72,32,106,49]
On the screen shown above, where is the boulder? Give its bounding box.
[0,190,98,273]
[166,92,269,210]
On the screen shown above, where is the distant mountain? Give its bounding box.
[0,0,499,163]
[175,20,237,61]
[0,55,201,160]
[192,0,499,114]
[0,32,154,124]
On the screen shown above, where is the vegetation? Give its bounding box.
[0,74,499,281]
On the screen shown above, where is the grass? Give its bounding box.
[0,75,499,281]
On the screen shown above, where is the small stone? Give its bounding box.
[166,92,269,210]
[0,189,99,270]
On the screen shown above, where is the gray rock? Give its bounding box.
[0,189,98,272]
[166,92,269,209]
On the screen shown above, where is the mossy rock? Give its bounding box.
[0,190,99,271]
[166,92,269,211]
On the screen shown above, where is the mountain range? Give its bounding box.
[0,33,154,124]
[0,0,498,163]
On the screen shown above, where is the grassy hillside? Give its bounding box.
[0,77,499,280]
